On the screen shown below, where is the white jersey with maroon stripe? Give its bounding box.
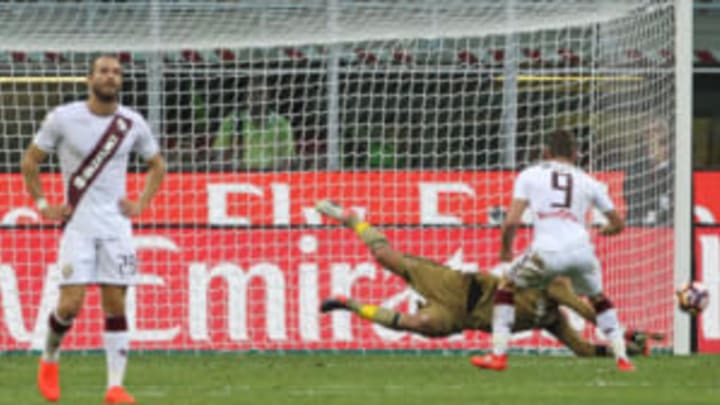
[33,101,159,237]
[513,160,615,252]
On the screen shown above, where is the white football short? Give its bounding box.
[57,229,138,286]
[508,244,603,297]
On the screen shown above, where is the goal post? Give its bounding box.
[673,0,693,356]
[0,0,687,355]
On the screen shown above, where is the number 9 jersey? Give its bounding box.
[513,160,615,252]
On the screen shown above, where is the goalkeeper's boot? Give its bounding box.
[625,330,665,357]
[617,357,635,372]
[320,296,351,313]
[470,354,508,371]
[37,360,60,402]
[316,200,351,223]
[104,386,136,404]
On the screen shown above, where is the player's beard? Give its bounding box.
[91,84,118,104]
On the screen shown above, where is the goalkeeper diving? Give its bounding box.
[316,200,663,357]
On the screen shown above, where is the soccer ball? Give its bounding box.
[676,281,710,316]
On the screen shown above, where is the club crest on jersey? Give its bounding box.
[61,263,73,279]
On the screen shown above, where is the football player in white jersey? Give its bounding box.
[471,130,633,372]
[21,55,166,404]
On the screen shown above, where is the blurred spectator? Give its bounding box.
[342,124,407,169]
[213,78,296,170]
[624,117,673,226]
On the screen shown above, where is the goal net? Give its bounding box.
[0,0,681,354]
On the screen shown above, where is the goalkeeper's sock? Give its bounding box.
[491,289,515,356]
[43,310,73,362]
[104,316,129,388]
[625,341,643,357]
[346,298,402,329]
[594,345,609,357]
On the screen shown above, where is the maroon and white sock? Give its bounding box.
[492,288,515,356]
[594,297,628,360]
[42,310,73,362]
[104,315,130,388]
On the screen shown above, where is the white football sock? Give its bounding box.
[104,331,130,388]
[610,337,629,362]
[597,308,628,360]
[492,304,515,356]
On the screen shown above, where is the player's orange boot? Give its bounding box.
[320,295,351,313]
[37,360,60,402]
[616,358,635,372]
[470,353,508,371]
[104,386,136,404]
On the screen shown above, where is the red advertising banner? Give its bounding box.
[0,228,672,352]
[694,172,720,224]
[695,227,720,353]
[0,170,689,353]
[0,171,627,227]
[694,171,720,353]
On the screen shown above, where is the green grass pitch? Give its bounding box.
[1,354,718,404]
